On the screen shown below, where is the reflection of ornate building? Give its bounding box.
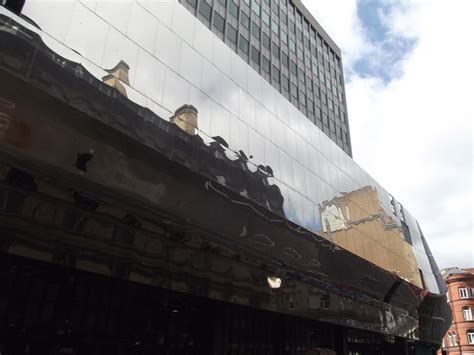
[0,1,451,354]
[319,186,423,288]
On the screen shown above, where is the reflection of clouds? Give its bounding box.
[209,101,230,140]
[16,0,442,288]
[221,76,240,116]
[64,4,109,65]
[189,87,211,135]
[201,60,222,103]
[134,49,165,104]
[23,0,77,43]
[127,2,159,50]
[162,68,190,113]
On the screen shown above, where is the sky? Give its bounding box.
[302,0,473,270]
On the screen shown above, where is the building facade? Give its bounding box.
[439,268,474,355]
[179,0,352,156]
[0,0,450,353]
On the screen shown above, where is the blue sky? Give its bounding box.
[303,0,473,269]
[354,0,416,82]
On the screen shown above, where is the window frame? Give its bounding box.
[460,287,469,299]
[468,330,474,344]
[463,307,473,321]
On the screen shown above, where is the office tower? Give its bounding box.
[179,0,352,156]
[0,0,450,353]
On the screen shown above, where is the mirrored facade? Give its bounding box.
[12,0,443,295]
[0,0,450,348]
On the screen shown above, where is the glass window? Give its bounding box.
[262,32,270,49]
[229,0,239,17]
[262,10,270,26]
[272,65,280,82]
[281,52,289,67]
[290,60,297,75]
[289,20,295,33]
[213,11,225,32]
[251,45,260,64]
[272,41,280,59]
[239,35,249,54]
[271,0,279,14]
[463,307,473,321]
[297,47,303,59]
[468,331,474,345]
[240,11,250,29]
[251,1,260,15]
[290,83,297,99]
[199,1,212,20]
[289,39,296,53]
[187,0,197,7]
[281,74,289,91]
[227,24,238,43]
[298,68,305,84]
[281,31,288,45]
[251,21,261,39]
[262,55,270,73]
[271,20,279,35]
[460,288,469,299]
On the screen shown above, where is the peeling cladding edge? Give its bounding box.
[290,0,342,57]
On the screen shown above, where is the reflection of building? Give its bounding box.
[0,1,450,354]
[438,268,474,354]
[319,186,423,288]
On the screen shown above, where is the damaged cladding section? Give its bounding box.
[0,0,450,354]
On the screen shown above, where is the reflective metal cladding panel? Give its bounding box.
[8,0,443,295]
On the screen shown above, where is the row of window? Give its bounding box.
[443,331,474,346]
[183,0,352,155]
[458,287,474,299]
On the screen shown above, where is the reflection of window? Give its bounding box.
[463,307,473,321]
[468,330,474,344]
[460,288,469,299]
[471,288,474,297]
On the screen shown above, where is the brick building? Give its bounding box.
[439,268,474,354]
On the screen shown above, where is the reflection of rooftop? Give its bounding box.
[0,10,452,345]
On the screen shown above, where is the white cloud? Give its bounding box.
[303,0,474,269]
